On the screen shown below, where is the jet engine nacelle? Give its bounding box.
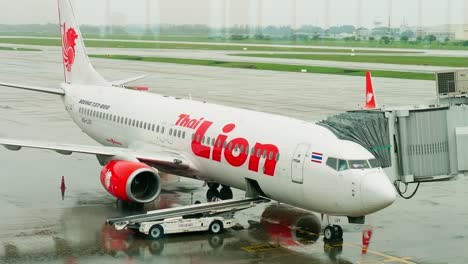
[100,160,161,203]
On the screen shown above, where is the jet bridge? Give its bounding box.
[319,69,468,198]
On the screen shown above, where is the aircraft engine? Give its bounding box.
[100,160,161,203]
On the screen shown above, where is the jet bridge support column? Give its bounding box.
[396,110,414,183]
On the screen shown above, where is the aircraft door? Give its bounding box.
[291,143,310,184]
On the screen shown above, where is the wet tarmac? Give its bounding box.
[0,47,467,264]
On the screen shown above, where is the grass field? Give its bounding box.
[233,53,468,67]
[3,32,468,51]
[89,54,435,81]
[0,46,40,51]
[0,37,418,54]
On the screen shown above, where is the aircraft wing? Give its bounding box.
[0,138,196,174]
[0,82,65,95]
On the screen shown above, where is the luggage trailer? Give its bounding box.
[107,197,270,239]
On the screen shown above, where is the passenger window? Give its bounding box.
[117,116,120,123]
[192,134,195,140]
[228,142,232,151]
[161,127,165,133]
[143,122,147,129]
[178,130,181,138]
[169,128,173,136]
[196,134,200,143]
[182,131,186,139]
[338,160,349,171]
[268,151,273,160]
[211,138,215,146]
[139,121,143,128]
[240,145,244,153]
[275,153,280,161]
[257,149,261,157]
[156,125,160,133]
[262,151,266,158]
[217,140,221,148]
[326,157,338,170]
[113,115,116,122]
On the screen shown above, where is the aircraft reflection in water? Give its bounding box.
[0,198,353,263]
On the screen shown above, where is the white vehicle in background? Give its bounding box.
[136,215,237,240]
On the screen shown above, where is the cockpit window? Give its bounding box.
[368,159,380,168]
[338,159,348,171]
[348,160,370,169]
[326,157,337,170]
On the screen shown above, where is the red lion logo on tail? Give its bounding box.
[62,23,78,72]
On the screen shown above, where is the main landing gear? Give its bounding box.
[206,182,233,201]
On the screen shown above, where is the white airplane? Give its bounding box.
[0,0,395,240]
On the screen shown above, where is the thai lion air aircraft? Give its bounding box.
[0,0,395,235]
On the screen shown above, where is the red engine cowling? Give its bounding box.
[100,160,161,203]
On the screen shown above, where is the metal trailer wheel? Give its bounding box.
[209,220,224,234]
[148,225,164,240]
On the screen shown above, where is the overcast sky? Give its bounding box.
[0,0,467,28]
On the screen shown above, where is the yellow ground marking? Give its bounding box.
[344,243,416,264]
[241,243,281,253]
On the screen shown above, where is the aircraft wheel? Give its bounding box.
[148,225,164,240]
[219,186,233,200]
[336,225,343,239]
[209,220,224,234]
[324,225,343,241]
[324,225,336,241]
[207,182,220,190]
[206,188,221,202]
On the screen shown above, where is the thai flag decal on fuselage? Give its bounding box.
[311,152,323,163]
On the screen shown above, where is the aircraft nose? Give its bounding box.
[361,172,396,214]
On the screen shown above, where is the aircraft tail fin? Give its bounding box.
[364,71,377,109]
[57,0,109,86]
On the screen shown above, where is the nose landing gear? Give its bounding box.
[323,225,343,241]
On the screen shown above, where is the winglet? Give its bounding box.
[365,71,377,109]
